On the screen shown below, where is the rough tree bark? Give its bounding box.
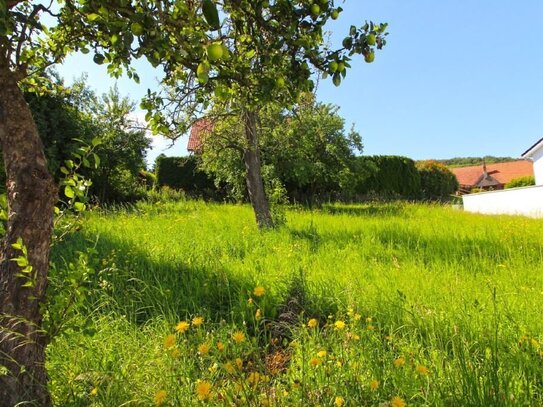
[242,110,274,229]
[0,56,57,406]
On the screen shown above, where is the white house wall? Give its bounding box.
[462,185,543,218]
[532,148,543,185]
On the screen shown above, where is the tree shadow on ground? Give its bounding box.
[320,203,407,217]
[50,231,261,325]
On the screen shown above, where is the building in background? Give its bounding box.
[452,160,533,194]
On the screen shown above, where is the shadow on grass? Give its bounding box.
[50,231,261,326]
[321,202,407,217]
[50,229,341,327]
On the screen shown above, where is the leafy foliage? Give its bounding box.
[198,94,365,203]
[356,156,421,199]
[438,156,517,168]
[416,160,459,200]
[155,155,222,199]
[505,175,535,189]
[136,1,388,136]
[22,78,150,203]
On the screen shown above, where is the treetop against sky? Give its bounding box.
[55,1,543,162]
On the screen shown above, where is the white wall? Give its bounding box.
[532,148,543,185]
[462,185,543,218]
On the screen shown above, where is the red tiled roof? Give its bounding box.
[187,118,213,152]
[452,160,533,187]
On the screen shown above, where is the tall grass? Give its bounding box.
[48,201,543,406]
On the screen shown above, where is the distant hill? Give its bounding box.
[433,156,518,168]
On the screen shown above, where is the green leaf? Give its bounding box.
[92,153,101,168]
[74,202,86,212]
[12,256,28,268]
[64,185,75,199]
[93,53,106,65]
[21,280,35,288]
[87,13,100,22]
[11,238,23,251]
[202,0,221,30]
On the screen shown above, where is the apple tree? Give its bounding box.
[141,0,388,228]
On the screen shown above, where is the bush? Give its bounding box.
[355,156,421,199]
[505,176,535,189]
[155,155,223,199]
[416,160,459,200]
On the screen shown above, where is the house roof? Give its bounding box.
[187,118,213,152]
[452,160,533,187]
[522,137,543,158]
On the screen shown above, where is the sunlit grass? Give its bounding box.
[48,201,543,406]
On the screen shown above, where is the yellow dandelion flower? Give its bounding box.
[347,308,354,316]
[317,350,327,358]
[366,316,373,323]
[309,357,321,367]
[247,372,261,385]
[217,341,225,351]
[255,309,262,320]
[416,364,429,376]
[336,361,342,368]
[171,348,181,359]
[393,357,405,368]
[224,362,236,374]
[90,387,98,396]
[163,334,175,349]
[353,334,361,341]
[235,358,243,369]
[195,380,212,401]
[367,325,375,331]
[391,396,406,407]
[232,331,246,343]
[155,389,167,406]
[334,320,346,330]
[175,320,190,333]
[370,379,379,390]
[198,343,210,355]
[248,297,254,305]
[354,313,362,320]
[253,286,265,297]
[335,396,344,407]
[307,318,318,328]
[192,316,204,327]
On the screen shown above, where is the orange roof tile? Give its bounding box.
[452,160,533,187]
[187,118,213,152]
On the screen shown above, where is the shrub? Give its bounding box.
[355,156,421,199]
[155,155,223,199]
[416,160,459,200]
[505,175,535,189]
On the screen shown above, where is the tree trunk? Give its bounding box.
[0,59,57,407]
[242,110,274,229]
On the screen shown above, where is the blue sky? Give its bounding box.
[56,1,543,165]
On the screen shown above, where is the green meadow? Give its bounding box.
[48,201,543,406]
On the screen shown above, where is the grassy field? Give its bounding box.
[47,201,543,406]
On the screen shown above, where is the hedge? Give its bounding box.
[155,155,222,199]
[355,155,421,199]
